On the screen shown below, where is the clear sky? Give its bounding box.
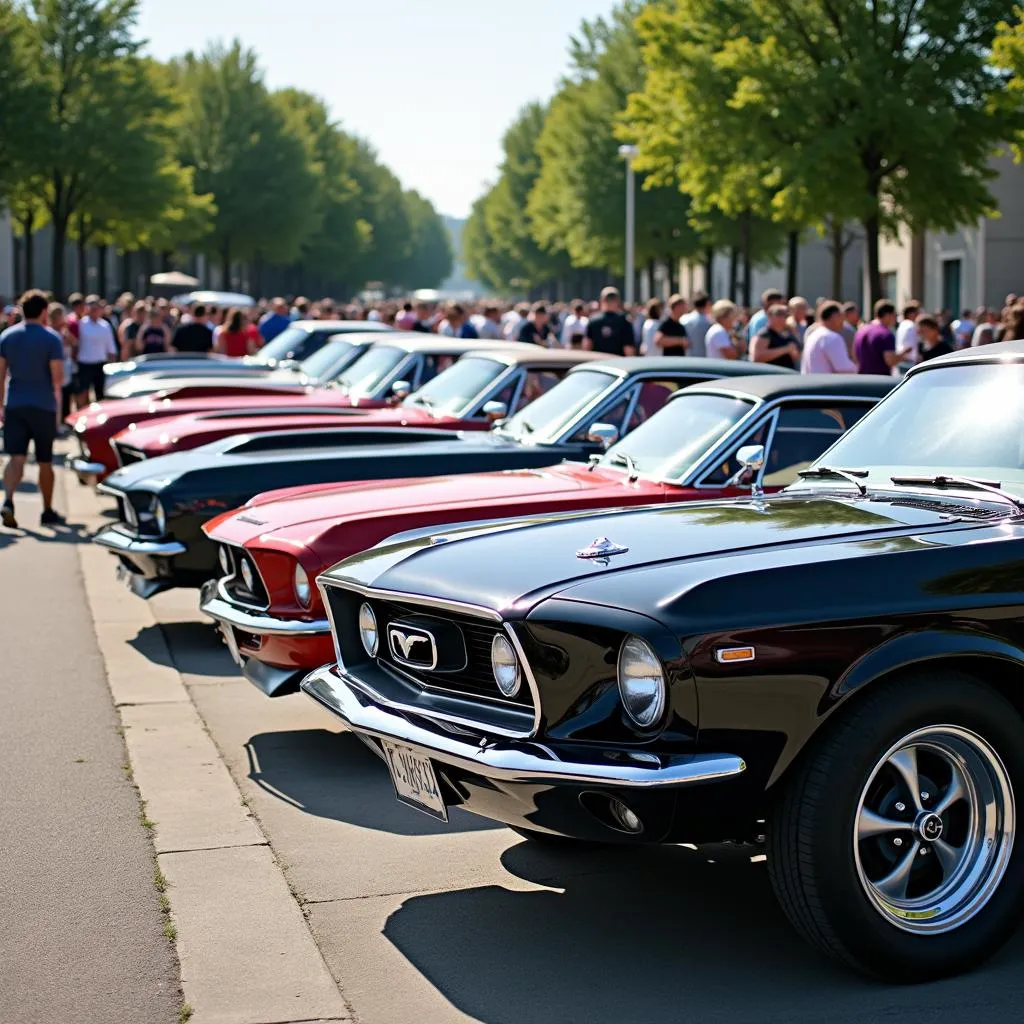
[136,0,616,221]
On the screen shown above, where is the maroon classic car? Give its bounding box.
[70,336,548,481]
[200,374,893,696]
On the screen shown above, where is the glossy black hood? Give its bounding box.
[99,426,580,506]
[322,493,993,617]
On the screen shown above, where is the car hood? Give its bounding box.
[207,462,632,546]
[321,494,972,616]
[119,403,426,452]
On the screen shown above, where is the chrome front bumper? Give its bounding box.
[72,458,107,484]
[302,664,746,790]
[199,580,330,636]
[94,526,186,557]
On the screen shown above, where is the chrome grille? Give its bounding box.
[219,544,270,609]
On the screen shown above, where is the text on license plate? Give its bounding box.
[382,740,448,822]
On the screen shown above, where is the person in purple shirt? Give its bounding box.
[854,300,903,376]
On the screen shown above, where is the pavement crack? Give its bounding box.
[157,841,270,855]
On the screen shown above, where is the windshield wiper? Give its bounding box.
[798,466,869,496]
[890,474,1024,513]
[612,450,640,483]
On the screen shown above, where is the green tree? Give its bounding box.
[0,2,47,204]
[527,3,700,281]
[401,190,453,290]
[463,187,518,292]
[993,6,1024,160]
[627,0,1024,304]
[172,41,321,284]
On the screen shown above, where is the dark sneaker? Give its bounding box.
[1,503,16,529]
[40,508,66,527]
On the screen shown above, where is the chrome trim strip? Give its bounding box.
[504,622,542,736]
[316,576,503,622]
[302,665,746,788]
[200,580,330,636]
[93,527,185,557]
[218,539,271,612]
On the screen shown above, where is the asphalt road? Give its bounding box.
[0,464,180,1024]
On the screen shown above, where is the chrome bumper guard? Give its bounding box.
[94,526,186,557]
[199,580,330,636]
[302,664,746,789]
[72,458,106,483]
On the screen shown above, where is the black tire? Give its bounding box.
[768,670,1024,981]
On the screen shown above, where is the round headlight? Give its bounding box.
[240,558,255,593]
[617,635,666,728]
[358,603,378,657]
[149,495,166,535]
[293,562,312,607]
[491,633,521,698]
[218,546,231,577]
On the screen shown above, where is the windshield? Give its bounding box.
[297,338,355,380]
[336,346,407,399]
[797,363,1024,491]
[253,325,318,364]
[602,393,754,480]
[499,369,616,442]
[403,357,505,417]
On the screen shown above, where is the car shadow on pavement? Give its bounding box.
[245,728,500,836]
[382,840,1024,1024]
[127,621,235,678]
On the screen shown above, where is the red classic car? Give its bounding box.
[70,335,524,481]
[107,347,605,465]
[201,374,894,695]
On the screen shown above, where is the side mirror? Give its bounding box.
[587,422,619,450]
[727,444,766,496]
[391,380,412,399]
[482,400,507,423]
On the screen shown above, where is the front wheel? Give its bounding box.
[768,672,1022,981]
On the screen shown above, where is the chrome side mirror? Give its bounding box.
[587,422,619,450]
[392,380,412,399]
[727,444,766,497]
[482,400,507,423]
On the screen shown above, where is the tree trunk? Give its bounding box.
[863,208,881,306]
[12,234,23,295]
[51,214,69,299]
[221,238,231,290]
[830,221,844,301]
[121,250,131,296]
[161,250,172,272]
[18,209,36,292]
[704,246,714,295]
[741,210,753,308]
[787,230,799,298]
[98,243,109,299]
[728,247,738,302]
[76,214,89,293]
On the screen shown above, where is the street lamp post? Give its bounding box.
[618,144,638,306]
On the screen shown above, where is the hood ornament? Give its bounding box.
[577,536,629,561]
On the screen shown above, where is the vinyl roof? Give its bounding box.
[464,346,608,366]
[908,338,1024,372]
[678,373,897,401]
[581,356,796,377]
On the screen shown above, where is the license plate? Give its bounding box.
[219,623,243,666]
[382,740,448,821]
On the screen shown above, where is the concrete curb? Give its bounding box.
[67,473,351,1024]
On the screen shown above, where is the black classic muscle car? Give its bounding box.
[93,356,788,598]
[305,340,1024,981]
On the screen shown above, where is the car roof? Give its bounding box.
[290,320,393,334]
[907,338,1024,373]
[355,334,525,355]
[574,356,796,378]
[677,373,897,402]
[462,346,607,367]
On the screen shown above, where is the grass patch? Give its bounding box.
[178,1003,193,1023]
[139,798,156,831]
[163,918,177,942]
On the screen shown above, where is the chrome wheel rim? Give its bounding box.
[853,725,1014,934]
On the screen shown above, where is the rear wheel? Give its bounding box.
[768,672,1022,981]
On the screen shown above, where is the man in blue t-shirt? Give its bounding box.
[0,290,66,528]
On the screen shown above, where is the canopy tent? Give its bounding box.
[150,271,200,288]
[169,290,256,308]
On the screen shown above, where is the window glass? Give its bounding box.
[702,421,772,486]
[402,357,505,416]
[336,346,407,400]
[516,370,562,411]
[298,338,354,380]
[499,369,617,443]
[802,364,1024,489]
[254,326,322,364]
[762,404,872,486]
